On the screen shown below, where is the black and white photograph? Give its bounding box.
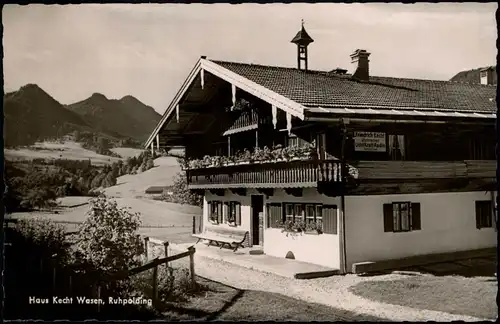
[3,2,498,321]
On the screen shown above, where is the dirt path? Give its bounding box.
[166,244,491,322]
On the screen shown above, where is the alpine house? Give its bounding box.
[145,23,497,274]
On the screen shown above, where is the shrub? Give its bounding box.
[73,195,144,274]
[145,158,154,170]
[12,218,68,260]
[131,266,200,304]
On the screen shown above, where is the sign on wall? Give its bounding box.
[353,132,386,152]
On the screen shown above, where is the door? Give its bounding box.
[251,195,264,246]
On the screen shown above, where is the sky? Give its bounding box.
[3,3,497,115]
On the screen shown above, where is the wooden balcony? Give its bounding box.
[186,159,342,189]
[353,160,496,180]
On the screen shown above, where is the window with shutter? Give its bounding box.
[475,201,493,229]
[323,205,338,234]
[223,202,229,223]
[266,203,283,228]
[235,202,242,225]
[383,204,393,232]
[411,203,421,230]
[384,202,421,233]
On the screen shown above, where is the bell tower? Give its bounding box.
[291,20,314,71]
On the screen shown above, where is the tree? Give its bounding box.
[121,164,129,175]
[162,172,203,207]
[101,171,117,188]
[90,173,106,189]
[20,187,57,210]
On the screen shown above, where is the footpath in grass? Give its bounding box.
[155,276,388,322]
[349,274,496,320]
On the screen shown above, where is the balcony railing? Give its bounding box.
[186,159,342,189]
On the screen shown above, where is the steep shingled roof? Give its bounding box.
[211,60,496,114]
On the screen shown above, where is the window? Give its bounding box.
[209,201,223,224]
[476,201,493,229]
[306,205,316,223]
[266,203,336,233]
[287,134,299,147]
[383,202,421,232]
[294,204,305,222]
[229,201,242,225]
[388,135,405,161]
[285,204,294,222]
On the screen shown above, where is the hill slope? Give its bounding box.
[4,84,91,147]
[66,93,161,142]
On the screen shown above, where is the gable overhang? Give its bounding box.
[305,105,496,124]
[144,58,306,149]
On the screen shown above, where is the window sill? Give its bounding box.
[304,230,322,235]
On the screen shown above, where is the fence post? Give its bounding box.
[52,259,57,293]
[192,216,196,234]
[97,284,101,313]
[152,265,158,305]
[144,237,150,261]
[164,241,169,268]
[187,246,196,287]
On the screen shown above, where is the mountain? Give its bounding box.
[4,84,91,147]
[4,84,162,148]
[66,93,161,142]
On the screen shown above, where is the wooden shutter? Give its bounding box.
[235,202,241,225]
[217,202,223,224]
[223,202,229,223]
[383,204,393,232]
[411,203,421,231]
[266,203,282,228]
[323,205,338,234]
[475,201,482,229]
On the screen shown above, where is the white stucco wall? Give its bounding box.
[204,188,342,269]
[264,188,341,269]
[204,191,252,233]
[344,191,497,270]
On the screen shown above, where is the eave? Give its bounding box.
[144,57,307,149]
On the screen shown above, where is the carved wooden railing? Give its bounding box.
[186,159,342,189]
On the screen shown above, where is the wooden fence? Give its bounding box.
[93,239,196,311]
[4,221,197,314]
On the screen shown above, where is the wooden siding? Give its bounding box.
[354,160,495,180]
[187,160,342,189]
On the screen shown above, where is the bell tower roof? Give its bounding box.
[291,20,314,46]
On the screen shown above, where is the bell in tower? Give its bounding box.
[291,20,314,71]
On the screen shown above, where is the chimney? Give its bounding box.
[480,66,496,85]
[350,49,371,81]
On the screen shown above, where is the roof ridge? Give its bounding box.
[210,59,496,86]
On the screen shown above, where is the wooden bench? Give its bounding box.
[193,227,249,252]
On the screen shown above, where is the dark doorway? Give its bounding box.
[251,195,264,246]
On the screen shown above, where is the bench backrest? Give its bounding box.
[206,227,248,240]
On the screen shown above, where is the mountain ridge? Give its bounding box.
[4,84,161,147]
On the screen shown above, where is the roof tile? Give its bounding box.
[211,60,496,114]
